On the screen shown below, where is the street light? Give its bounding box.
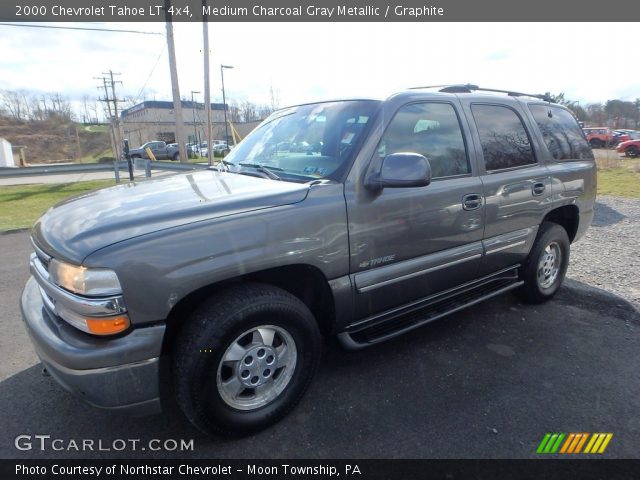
[190,90,200,151]
[221,64,234,145]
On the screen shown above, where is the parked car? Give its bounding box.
[611,130,631,146]
[212,143,230,155]
[199,140,228,157]
[21,86,596,437]
[616,138,640,157]
[129,141,179,161]
[583,127,614,148]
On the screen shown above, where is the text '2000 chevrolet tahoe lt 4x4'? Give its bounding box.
[21,85,596,436]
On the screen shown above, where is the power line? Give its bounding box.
[133,45,167,103]
[0,22,163,35]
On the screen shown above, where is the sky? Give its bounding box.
[1,21,638,119]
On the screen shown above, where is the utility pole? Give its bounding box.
[202,0,214,166]
[221,64,234,146]
[164,0,187,163]
[96,75,120,160]
[190,90,200,148]
[104,70,123,159]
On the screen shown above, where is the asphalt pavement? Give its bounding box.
[0,230,638,459]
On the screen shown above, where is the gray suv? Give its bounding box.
[21,85,596,436]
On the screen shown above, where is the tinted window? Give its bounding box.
[378,103,469,178]
[471,104,536,171]
[529,105,594,161]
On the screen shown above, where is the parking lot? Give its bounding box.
[0,201,638,459]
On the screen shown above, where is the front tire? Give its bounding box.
[625,146,639,158]
[516,222,570,304]
[173,283,321,436]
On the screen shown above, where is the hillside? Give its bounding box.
[0,117,112,164]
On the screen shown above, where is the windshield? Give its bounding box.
[224,100,380,181]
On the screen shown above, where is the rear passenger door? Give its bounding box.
[463,102,552,275]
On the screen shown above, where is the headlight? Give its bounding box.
[49,259,122,296]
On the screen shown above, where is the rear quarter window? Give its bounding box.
[529,105,594,161]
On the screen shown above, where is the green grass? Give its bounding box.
[597,167,640,198]
[80,147,114,163]
[0,180,115,231]
[83,125,110,133]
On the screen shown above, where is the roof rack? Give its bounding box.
[408,84,553,102]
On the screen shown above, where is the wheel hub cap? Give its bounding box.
[237,345,278,388]
[537,242,561,289]
[216,325,297,411]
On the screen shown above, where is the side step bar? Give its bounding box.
[338,267,522,350]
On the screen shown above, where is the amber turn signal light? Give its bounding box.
[86,316,130,335]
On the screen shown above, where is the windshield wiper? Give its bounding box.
[238,163,283,181]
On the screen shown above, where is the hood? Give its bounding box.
[33,170,310,264]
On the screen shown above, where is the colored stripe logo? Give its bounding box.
[537,433,613,454]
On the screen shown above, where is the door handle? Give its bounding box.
[532,182,546,196]
[462,193,483,211]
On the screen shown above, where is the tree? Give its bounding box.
[228,101,241,124]
[48,93,73,121]
[239,100,259,122]
[0,90,27,121]
[585,103,606,125]
[604,99,638,128]
[548,92,586,120]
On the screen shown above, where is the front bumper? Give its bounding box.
[20,277,165,416]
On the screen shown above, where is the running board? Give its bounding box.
[338,267,522,350]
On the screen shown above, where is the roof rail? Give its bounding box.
[408,84,553,102]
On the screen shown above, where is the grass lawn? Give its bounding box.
[0,180,115,232]
[594,150,640,198]
[597,167,640,198]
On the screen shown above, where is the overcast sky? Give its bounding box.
[1,22,638,117]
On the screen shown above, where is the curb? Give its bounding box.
[0,228,30,235]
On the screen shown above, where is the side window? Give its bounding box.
[471,104,536,171]
[378,102,469,178]
[528,105,594,161]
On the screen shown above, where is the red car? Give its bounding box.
[616,139,640,157]
[583,127,614,148]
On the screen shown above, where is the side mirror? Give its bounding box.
[366,152,432,190]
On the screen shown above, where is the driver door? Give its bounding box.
[345,101,485,320]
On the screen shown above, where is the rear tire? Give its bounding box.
[173,283,321,437]
[516,222,570,304]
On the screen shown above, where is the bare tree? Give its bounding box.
[0,90,27,121]
[257,103,275,120]
[28,94,47,121]
[48,93,73,120]
[228,100,241,124]
[239,100,259,122]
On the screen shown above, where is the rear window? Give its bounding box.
[471,104,536,171]
[529,105,593,161]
